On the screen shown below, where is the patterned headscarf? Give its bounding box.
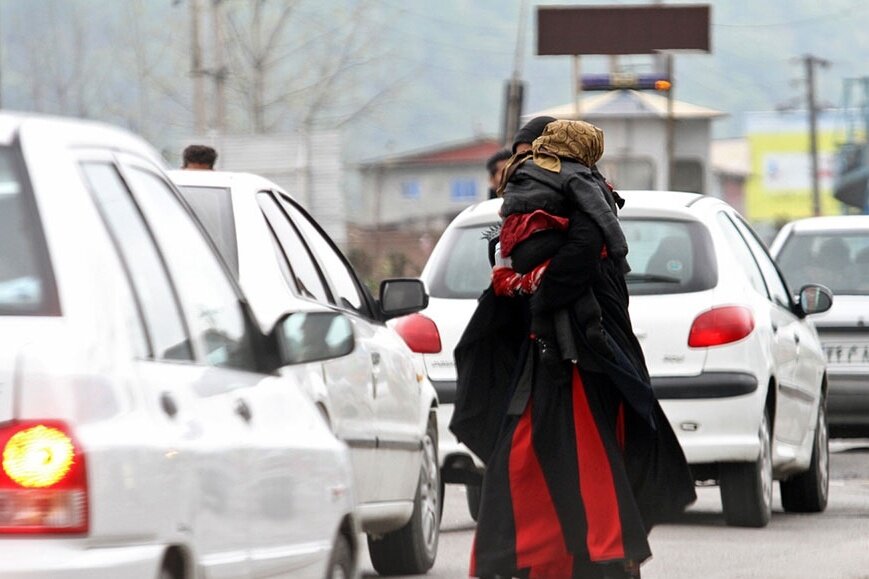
[531,120,605,173]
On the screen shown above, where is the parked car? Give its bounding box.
[0,113,359,578]
[168,170,440,575]
[413,191,833,528]
[770,216,869,437]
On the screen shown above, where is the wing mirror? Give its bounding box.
[798,284,833,316]
[379,278,428,320]
[274,310,355,365]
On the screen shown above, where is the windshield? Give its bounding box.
[177,185,239,278]
[425,224,493,299]
[622,218,717,295]
[776,231,869,295]
[425,218,717,299]
[0,146,57,316]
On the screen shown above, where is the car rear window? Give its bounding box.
[0,146,58,316]
[426,224,493,299]
[622,218,717,295]
[776,231,869,295]
[177,185,239,278]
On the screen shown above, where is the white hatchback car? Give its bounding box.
[168,170,440,575]
[770,216,869,436]
[0,114,359,578]
[414,192,833,528]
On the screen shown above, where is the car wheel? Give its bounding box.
[781,389,829,513]
[326,535,353,579]
[466,483,482,522]
[720,407,773,528]
[368,417,440,575]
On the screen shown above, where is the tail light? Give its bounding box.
[393,313,442,354]
[0,421,88,534]
[688,306,755,348]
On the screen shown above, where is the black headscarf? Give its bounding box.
[511,116,556,153]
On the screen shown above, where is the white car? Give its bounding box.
[0,114,359,578]
[168,170,440,575]
[414,192,832,528]
[770,216,869,436]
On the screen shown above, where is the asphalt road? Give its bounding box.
[362,439,869,579]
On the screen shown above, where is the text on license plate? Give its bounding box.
[825,343,869,365]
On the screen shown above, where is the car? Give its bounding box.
[167,169,441,575]
[770,215,869,437]
[0,113,360,578]
[413,191,833,528]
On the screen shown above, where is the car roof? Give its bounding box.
[1,111,165,167]
[167,169,286,195]
[780,215,869,233]
[447,190,716,229]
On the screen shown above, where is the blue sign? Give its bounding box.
[401,180,421,199]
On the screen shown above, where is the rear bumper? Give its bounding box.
[655,372,764,464]
[0,540,164,579]
[827,372,869,429]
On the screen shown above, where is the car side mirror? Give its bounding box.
[799,284,833,316]
[379,278,428,320]
[274,311,355,365]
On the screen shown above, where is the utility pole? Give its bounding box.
[802,54,830,216]
[502,0,528,145]
[211,0,227,134]
[189,0,206,135]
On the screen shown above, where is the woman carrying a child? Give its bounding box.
[450,117,696,579]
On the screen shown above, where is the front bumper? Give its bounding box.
[654,372,764,464]
[0,539,164,579]
[435,402,485,486]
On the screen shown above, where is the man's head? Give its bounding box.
[511,116,556,154]
[486,148,512,197]
[182,144,218,170]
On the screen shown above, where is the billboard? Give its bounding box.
[745,111,842,221]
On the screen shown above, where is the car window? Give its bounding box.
[177,185,239,279]
[122,166,257,371]
[81,162,191,361]
[622,218,718,295]
[732,215,792,308]
[257,192,331,303]
[277,195,370,317]
[0,146,58,316]
[716,212,768,298]
[425,224,493,299]
[776,231,869,296]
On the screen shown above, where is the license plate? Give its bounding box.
[824,343,869,365]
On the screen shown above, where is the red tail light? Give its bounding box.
[688,306,755,348]
[393,313,442,354]
[0,421,88,534]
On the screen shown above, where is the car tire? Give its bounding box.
[720,407,773,528]
[781,389,829,513]
[466,483,482,522]
[368,417,440,575]
[326,535,353,579]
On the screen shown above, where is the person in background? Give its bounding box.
[486,148,512,199]
[182,144,218,170]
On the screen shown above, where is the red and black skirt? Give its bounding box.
[470,350,654,579]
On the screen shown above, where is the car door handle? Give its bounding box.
[371,352,381,366]
[160,392,178,419]
[234,399,253,423]
[793,333,800,345]
[771,321,779,333]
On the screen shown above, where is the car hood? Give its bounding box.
[809,295,868,329]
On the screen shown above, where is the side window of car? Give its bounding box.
[80,162,193,362]
[716,212,768,298]
[732,215,792,309]
[122,166,257,371]
[278,196,370,317]
[257,192,331,304]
